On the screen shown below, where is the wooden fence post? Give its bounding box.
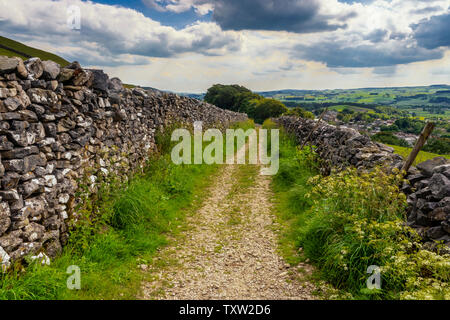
[401,122,435,174]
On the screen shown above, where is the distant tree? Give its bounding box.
[393,118,425,134]
[204,84,252,111]
[371,132,410,147]
[381,124,399,132]
[354,112,364,122]
[342,107,355,115]
[204,84,288,123]
[284,107,314,119]
[423,138,450,155]
[234,91,262,117]
[253,99,288,124]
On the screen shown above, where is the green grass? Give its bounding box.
[406,108,450,120]
[0,120,255,300]
[328,105,372,113]
[0,36,70,66]
[225,163,259,227]
[0,156,218,300]
[263,119,319,265]
[270,122,450,300]
[0,47,28,60]
[387,144,450,166]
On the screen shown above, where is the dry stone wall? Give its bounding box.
[277,116,450,250]
[404,158,450,250]
[0,56,247,268]
[277,116,404,173]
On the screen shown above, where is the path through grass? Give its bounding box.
[0,121,249,299]
[141,130,317,300]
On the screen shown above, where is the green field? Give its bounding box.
[0,35,69,66]
[262,86,450,121]
[387,144,450,166]
[0,47,28,60]
[328,105,375,113]
[403,107,450,120]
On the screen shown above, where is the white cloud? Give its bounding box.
[110,0,450,91]
[0,0,240,66]
[166,0,213,15]
[1,0,449,91]
[142,0,167,12]
[142,0,214,15]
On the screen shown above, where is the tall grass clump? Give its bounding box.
[271,124,450,300]
[266,120,320,264]
[302,168,449,299]
[388,144,450,166]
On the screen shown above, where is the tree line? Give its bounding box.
[204,84,313,123]
[376,118,450,154]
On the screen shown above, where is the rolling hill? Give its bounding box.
[0,35,70,66]
[0,35,144,89]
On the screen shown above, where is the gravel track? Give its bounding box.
[141,144,316,300]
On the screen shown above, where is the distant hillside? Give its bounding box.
[177,92,205,100]
[175,86,450,104]
[0,35,69,66]
[257,89,318,97]
[256,85,450,99]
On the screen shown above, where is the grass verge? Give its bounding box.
[0,120,254,300]
[268,119,450,300]
[0,36,70,66]
[387,144,450,166]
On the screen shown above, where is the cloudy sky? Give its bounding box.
[0,0,449,92]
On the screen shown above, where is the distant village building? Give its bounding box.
[322,110,338,122]
[394,132,418,146]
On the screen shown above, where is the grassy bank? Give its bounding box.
[268,120,450,300]
[0,120,253,300]
[387,144,450,165]
[0,36,70,66]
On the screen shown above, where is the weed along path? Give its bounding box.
[141,143,316,300]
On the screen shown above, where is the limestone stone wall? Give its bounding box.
[0,56,247,268]
[404,158,450,250]
[276,116,404,173]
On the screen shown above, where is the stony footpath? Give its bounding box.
[141,147,316,300]
[0,55,247,270]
